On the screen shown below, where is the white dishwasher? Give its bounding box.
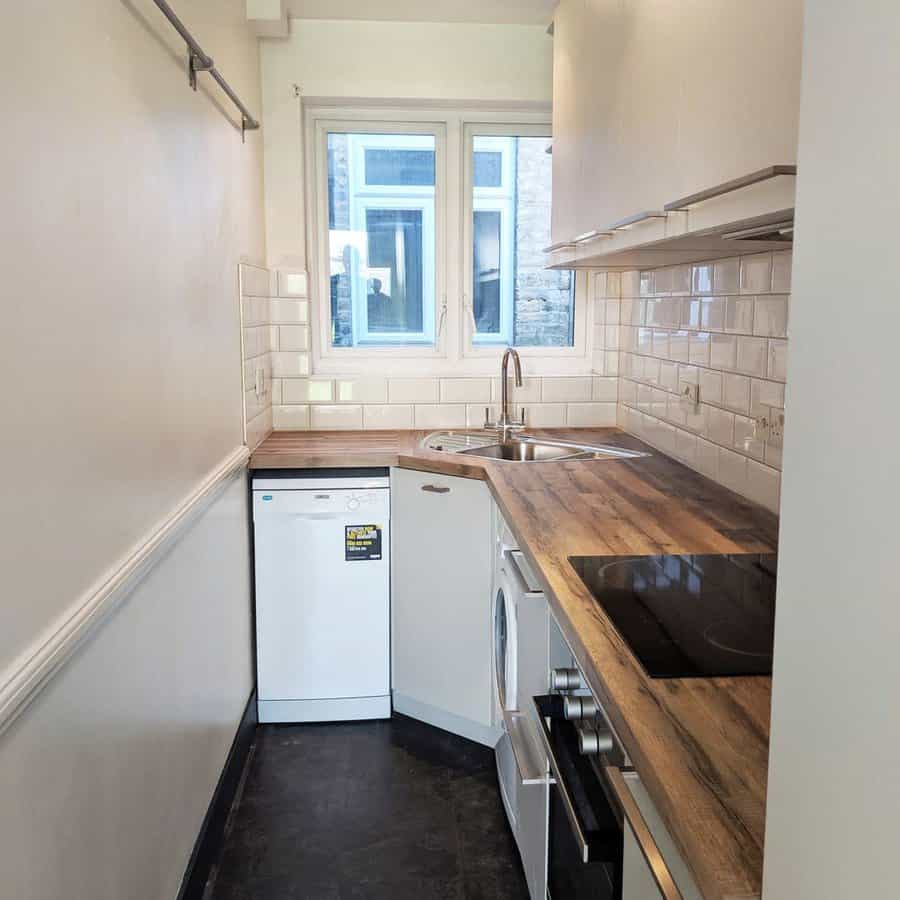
[252,472,391,723]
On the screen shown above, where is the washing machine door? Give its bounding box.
[493,572,518,713]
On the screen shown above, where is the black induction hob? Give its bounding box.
[568,553,777,679]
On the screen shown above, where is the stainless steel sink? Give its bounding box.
[422,431,650,463]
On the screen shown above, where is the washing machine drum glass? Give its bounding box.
[494,586,517,711]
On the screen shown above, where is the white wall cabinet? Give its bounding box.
[391,467,496,746]
[550,0,804,261]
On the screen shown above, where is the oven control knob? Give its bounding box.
[550,668,581,691]
[563,695,599,721]
[577,725,614,757]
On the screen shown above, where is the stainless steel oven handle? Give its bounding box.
[532,698,592,864]
[605,766,684,900]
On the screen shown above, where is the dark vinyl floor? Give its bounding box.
[206,714,531,900]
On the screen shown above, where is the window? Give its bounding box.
[327,133,437,347]
[307,107,588,375]
[467,131,575,350]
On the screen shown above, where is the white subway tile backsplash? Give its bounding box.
[414,404,467,430]
[542,376,593,403]
[751,379,786,414]
[522,404,568,427]
[740,253,773,294]
[696,438,719,478]
[491,377,542,404]
[659,361,679,393]
[701,297,726,331]
[278,325,309,351]
[282,378,333,404]
[682,298,702,331]
[736,337,769,377]
[746,460,781,512]
[363,405,414,429]
[272,404,310,430]
[621,271,641,298]
[771,251,792,293]
[652,330,670,358]
[707,406,735,445]
[388,378,439,404]
[240,264,270,298]
[692,263,713,295]
[270,299,309,324]
[310,405,363,430]
[675,428,698,464]
[271,351,310,377]
[593,376,618,402]
[768,339,789,381]
[467,405,497,429]
[669,330,690,362]
[754,296,789,338]
[567,403,617,427]
[725,297,755,334]
[733,415,765,460]
[336,378,389,404]
[710,333,737,369]
[440,378,492,403]
[718,448,749,494]
[723,373,751,414]
[637,328,653,354]
[713,258,740,294]
[699,369,724,405]
[643,357,661,384]
[277,270,308,298]
[689,332,711,366]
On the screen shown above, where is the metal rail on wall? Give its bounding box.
[151,0,261,141]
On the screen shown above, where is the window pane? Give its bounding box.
[472,135,575,347]
[473,210,501,334]
[328,133,436,347]
[365,209,424,333]
[364,148,435,186]
[473,151,503,188]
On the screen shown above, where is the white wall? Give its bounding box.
[260,18,554,267]
[762,2,900,897]
[0,475,253,900]
[0,0,263,673]
[0,0,263,895]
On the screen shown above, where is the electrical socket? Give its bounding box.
[752,409,785,446]
[679,382,700,409]
[254,367,267,399]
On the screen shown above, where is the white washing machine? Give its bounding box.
[492,510,550,900]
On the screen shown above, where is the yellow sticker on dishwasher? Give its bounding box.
[345,525,382,561]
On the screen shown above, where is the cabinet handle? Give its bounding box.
[605,766,684,900]
[664,164,797,212]
[607,209,668,231]
[420,484,450,494]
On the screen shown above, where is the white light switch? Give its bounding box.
[254,367,266,399]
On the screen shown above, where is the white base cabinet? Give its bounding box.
[391,467,497,746]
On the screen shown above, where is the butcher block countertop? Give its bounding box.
[251,428,778,900]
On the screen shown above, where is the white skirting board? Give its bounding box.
[258,696,391,723]
[393,692,501,748]
[0,445,250,738]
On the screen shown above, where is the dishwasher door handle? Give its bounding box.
[420,484,450,494]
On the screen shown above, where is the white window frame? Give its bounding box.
[470,136,516,346]
[345,133,436,346]
[304,102,593,376]
[460,122,585,363]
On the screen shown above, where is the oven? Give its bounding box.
[534,683,686,900]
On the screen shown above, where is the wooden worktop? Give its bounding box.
[251,428,778,900]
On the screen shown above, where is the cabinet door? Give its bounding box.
[391,468,494,743]
[676,0,803,204]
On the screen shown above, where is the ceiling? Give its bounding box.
[285,0,557,25]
